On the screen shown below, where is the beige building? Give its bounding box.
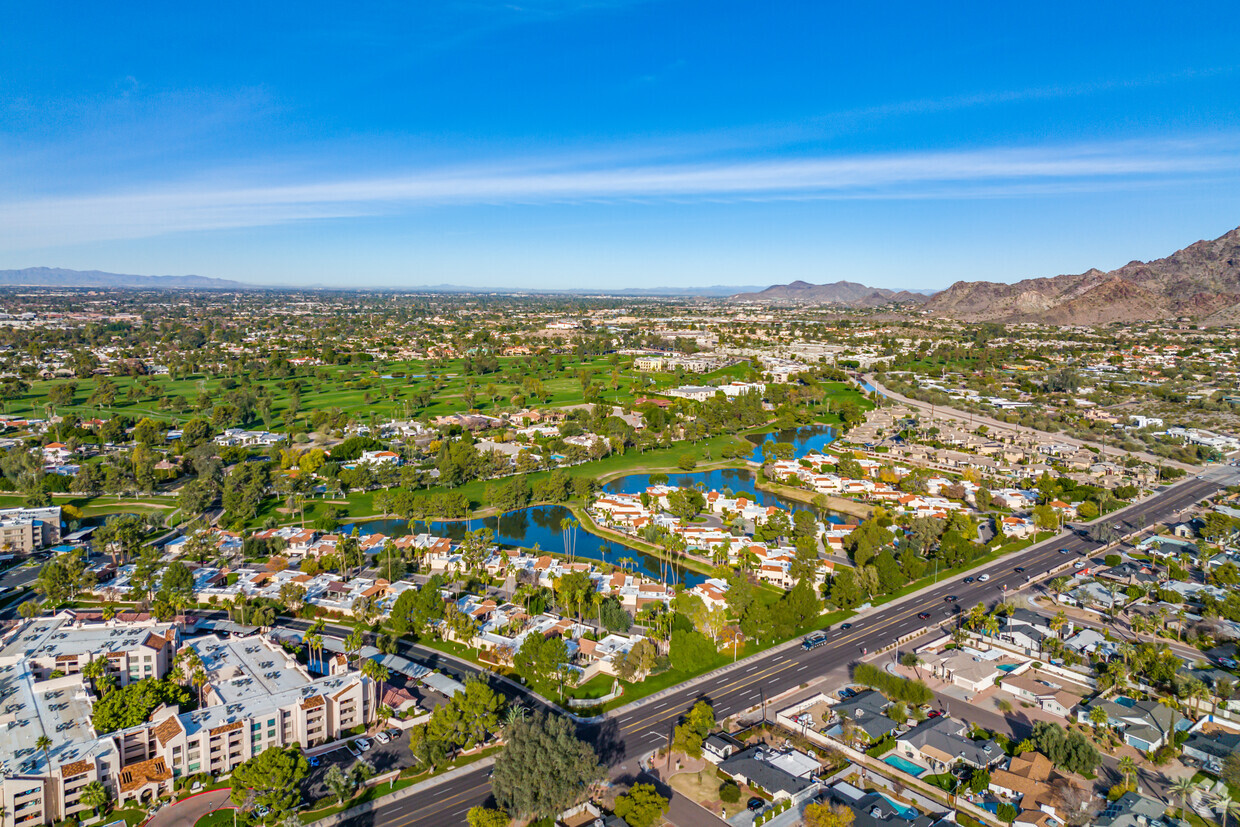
[0,612,180,687]
[0,506,61,552]
[0,616,375,826]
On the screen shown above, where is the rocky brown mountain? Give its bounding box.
[922,226,1240,324]
[731,279,931,306]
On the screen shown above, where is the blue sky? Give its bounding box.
[3,1,1239,290]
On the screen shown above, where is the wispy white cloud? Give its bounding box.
[2,137,1237,250]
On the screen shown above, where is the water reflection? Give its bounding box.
[340,429,842,589]
[746,424,837,462]
[343,504,707,587]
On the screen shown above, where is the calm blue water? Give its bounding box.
[344,504,708,587]
[883,754,926,778]
[746,424,837,462]
[341,444,847,588]
[860,382,876,393]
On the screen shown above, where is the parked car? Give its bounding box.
[747,798,766,812]
[308,756,320,768]
[376,732,391,744]
[357,739,372,752]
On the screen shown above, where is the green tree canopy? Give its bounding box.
[228,746,309,826]
[491,711,603,819]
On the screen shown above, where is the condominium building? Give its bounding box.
[0,612,179,687]
[0,615,375,825]
[0,506,61,552]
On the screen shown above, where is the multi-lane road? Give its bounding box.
[337,470,1237,826]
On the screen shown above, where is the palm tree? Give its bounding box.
[1170,776,1196,820]
[1215,792,1240,827]
[191,666,207,707]
[80,781,111,818]
[592,591,605,632]
[35,735,52,771]
[344,628,364,671]
[503,704,527,736]
[1118,755,1137,791]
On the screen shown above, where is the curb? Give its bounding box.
[306,756,497,826]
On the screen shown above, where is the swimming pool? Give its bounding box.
[997,664,1020,673]
[874,791,920,819]
[883,754,926,777]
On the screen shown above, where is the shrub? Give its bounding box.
[719,782,741,804]
[998,802,1018,822]
[853,662,933,706]
[865,736,896,757]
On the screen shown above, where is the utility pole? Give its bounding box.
[666,723,674,771]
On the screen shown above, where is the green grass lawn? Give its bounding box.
[586,607,850,712]
[5,354,684,427]
[193,810,238,827]
[108,806,155,827]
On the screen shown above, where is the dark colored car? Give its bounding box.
[802,633,829,651]
[1014,566,1026,573]
[748,798,766,812]
[963,577,974,584]
[944,595,957,602]
[1059,548,1070,554]
[840,623,853,630]
[917,612,931,620]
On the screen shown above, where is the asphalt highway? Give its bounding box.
[334,472,1232,827]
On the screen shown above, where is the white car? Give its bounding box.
[376,732,391,745]
[356,739,372,752]
[1073,560,1086,569]
[977,574,990,581]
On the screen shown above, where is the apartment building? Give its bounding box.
[0,611,179,687]
[0,506,61,552]
[0,617,374,825]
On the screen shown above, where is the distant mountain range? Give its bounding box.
[730,280,934,306]
[0,267,250,289]
[923,226,1240,325]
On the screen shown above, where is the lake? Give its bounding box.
[344,504,709,587]
[341,427,845,588]
[746,424,837,462]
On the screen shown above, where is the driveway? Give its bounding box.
[146,789,231,827]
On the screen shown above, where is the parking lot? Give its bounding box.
[303,727,416,800]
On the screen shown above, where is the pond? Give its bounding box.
[342,429,848,588]
[343,504,709,587]
[603,467,841,525]
[746,424,837,462]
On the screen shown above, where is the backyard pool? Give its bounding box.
[883,754,926,778]
[997,663,1020,673]
[874,791,920,819]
